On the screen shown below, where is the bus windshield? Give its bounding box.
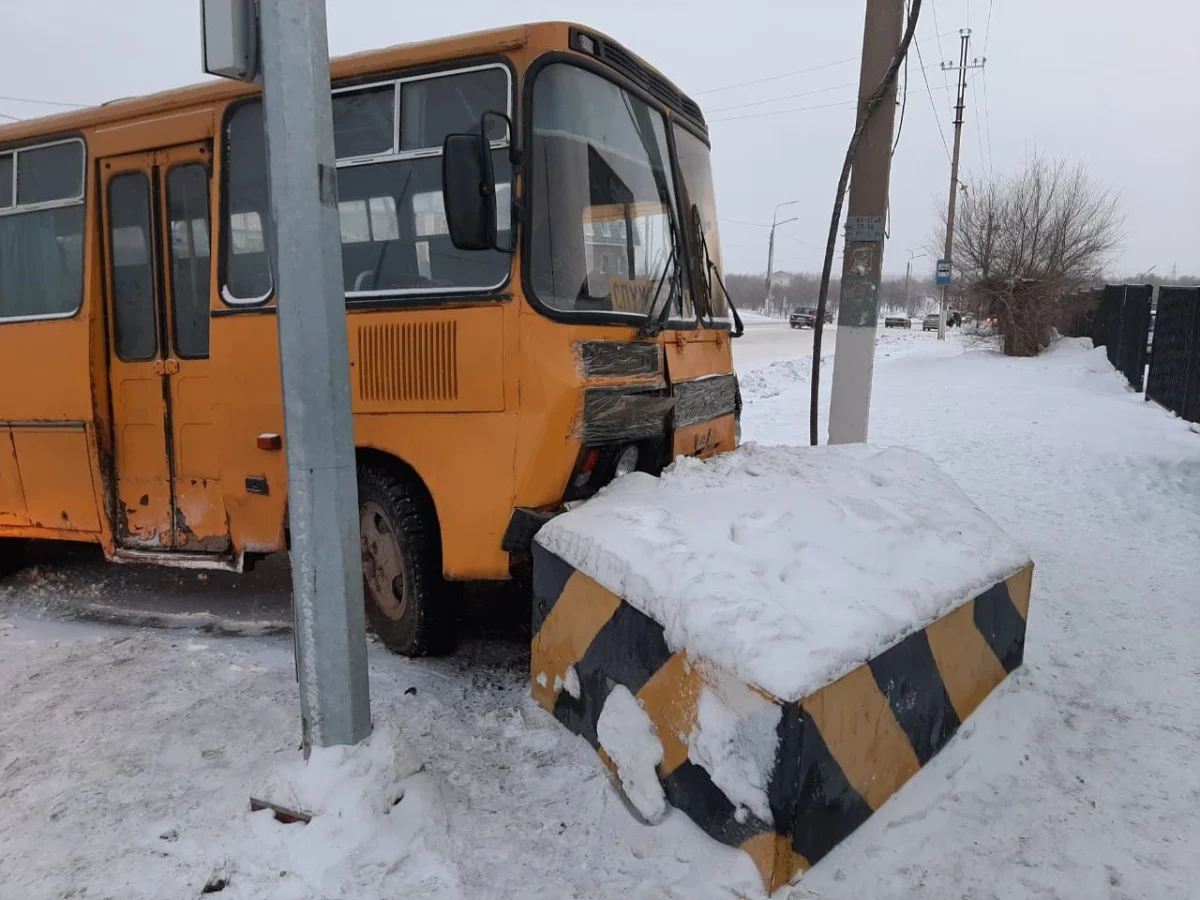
[673,124,729,320]
[528,63,687,319]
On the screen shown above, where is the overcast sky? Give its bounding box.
[4,0,1196,278]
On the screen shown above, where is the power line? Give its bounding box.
[982,0,995,55]
[705,78,859,114]
[720,217,771,228]
[971,74,987,173]
[708,81,952,123]
[694,56,859,95]
[929,0,956,108]
[892,2,913,156]
[709,97,851,122]
[981,68,995,171]
[778,231,823,251]
[0,94,85,109]
[707,61,948,115]
[692,30,961,96]
[911,35,953,161]
[0,111,22,122]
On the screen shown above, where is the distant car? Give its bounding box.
[884,316,911,329]
[789,307,818,329]
[922,314,940,331]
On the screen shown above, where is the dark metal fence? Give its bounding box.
[1095,284,1152,391]
[1146,286,1200,424]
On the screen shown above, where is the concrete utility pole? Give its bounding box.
[764,199,801,315]
[827,0,905,445]
[259,0,372,750]
[937,30,985,340]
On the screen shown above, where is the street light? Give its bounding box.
[904,250,928,312]
[765,199,802,315]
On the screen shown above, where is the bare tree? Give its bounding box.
[945,155,1122,356]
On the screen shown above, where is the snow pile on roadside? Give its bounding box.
[222,721,459,898]
[536,443,1030,701]
[596,686,667,824]
[738,355,819,404]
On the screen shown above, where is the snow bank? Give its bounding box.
[597,686,667,824]
[223,721,458,898]
[536,443,1030,701]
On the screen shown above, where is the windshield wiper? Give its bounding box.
[637,243,680,338]
[692,205,744,338]
[622,94,684,339]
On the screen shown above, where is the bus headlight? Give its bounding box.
[614,446,639,479]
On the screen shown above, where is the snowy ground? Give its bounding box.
[3,324,1200,898]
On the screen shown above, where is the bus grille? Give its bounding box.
[357,321,459,404]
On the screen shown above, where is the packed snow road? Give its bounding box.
[2,330,1199,899]
[732,314,836,373]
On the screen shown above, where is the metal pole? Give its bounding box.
[827,0,905,445]
[904,259,912,311]
[764,220,777,315]
[259,0,371,750]
[939,30,972,341]
[765,200,801,316]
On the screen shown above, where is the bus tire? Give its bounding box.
[0,539,26,578]
[357,465,456,657]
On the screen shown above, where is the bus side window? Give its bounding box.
[107,173,157,361]
[165,164,211,358]
[0,141,85,322]
[219,66,512,306]
[220,104,274,303]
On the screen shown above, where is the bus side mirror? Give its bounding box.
[442,131,496,252]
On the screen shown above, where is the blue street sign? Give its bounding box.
[936,259,952,286]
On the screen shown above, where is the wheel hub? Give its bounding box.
[360,501,407,620]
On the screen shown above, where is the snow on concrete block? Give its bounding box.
[596,685,667,824]
[530,444,1034,894]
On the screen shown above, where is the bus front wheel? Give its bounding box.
[357,466,456,657]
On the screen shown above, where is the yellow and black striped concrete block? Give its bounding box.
[531,543,1034,894]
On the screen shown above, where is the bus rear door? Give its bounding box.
[100,143,229,552]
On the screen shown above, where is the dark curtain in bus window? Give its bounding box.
[222,102,273,301]
[108,172,158,361]
[167,164,212,358]
[400,69,507,151]
[0,205,84,319]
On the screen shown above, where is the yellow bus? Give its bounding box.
[0,22,740,655]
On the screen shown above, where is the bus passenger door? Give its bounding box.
[157,145,228,552]
[100,145,228,552]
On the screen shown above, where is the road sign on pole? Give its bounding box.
[936,259,952,286]
[202,0,372,751]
